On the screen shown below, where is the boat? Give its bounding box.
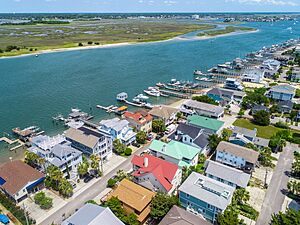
[156,82,165,88]
[116,92,128,101]
[193,70,204,76]
[136,94,149,100]
[144,87,160,97]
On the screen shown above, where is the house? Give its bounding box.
[0,160,45,203]
[205,160,251,188]
[158,205,212,225]
[229,126,269,149]
[109,179,155,224]
[98,118,136,145]
[187,115,224,135]
[216,141,259,172]
[260,59,281,77]
[242,68,265,83]
[29,135,82,178]
[131,154,182,194]
[123,110,153,133]
[148,105,178,126]
[61,203,124,225]
[266,84,295,101]
[250,104,270,115]
[207,88,245,105]
[291,67,300,82]
[277,100,293,113]
[65,126,112,160]
[223,78,243,91]
[169,123,210,155]
[179,172,235,223]
[181,100,224,118]
[148,140,200,168]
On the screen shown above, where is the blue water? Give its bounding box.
[0,20,299,162]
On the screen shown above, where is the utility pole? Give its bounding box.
[22,203,29,225]
[264,168,268,188]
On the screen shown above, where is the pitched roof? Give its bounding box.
[270,84,295,95]
[187,115,224,132]
[253,137,270,148]
[179,172,235,210]
[183,100,224,115]
[65,127,101,149]
[176,123,202,139]
[216,141,259,164]
[99,118,129,132]
[149,140,200,161]
[205,160,250,188]
[131,154,178,191]
[61,203,124,225]
[110,179,155,212]
[124,111,153,125]
[0,160,45,196]
[233,126,257,138]
[149,106,178,120]
[159,205,212,225]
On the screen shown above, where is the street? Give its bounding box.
[256,143,296,225]
[39,144,149,225]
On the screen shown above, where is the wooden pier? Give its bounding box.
[0,137,25,151]
[159,90,190,99]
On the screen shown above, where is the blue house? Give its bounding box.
[266,84,295,101]
[178,172,235,223]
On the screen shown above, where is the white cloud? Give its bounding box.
[226,0,298,6]
[163,0,177,5]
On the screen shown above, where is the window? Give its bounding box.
[186,193,190,198]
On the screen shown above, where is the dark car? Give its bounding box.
[84,174,93,183]
[132,142,141,148]
[155,134,163,140]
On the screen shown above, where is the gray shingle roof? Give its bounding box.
[50,143,82,167]
[183,100,224,115]
[205,160,250,188]
[270,84,295,95]
[179,172,235,210]
[216,141,259,164]
[158,205,212,225]
[253,137,270,148]
[99,118,129,132]
[61,203,124,225]
[233,126,256,138]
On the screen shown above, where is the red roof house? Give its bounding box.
[124,110,153,133]
[131,154,181,194]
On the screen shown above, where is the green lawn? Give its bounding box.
[197,26,256,37]
[233,119,283,139]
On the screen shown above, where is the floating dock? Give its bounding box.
[0,137,25,151]
[159,90,190,99]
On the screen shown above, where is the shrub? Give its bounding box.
[107,178,117,188]
[78,43,83,46]
[124,148,132,156]
[34,192,53,209]
[274,121,289,129]
[87,41,93,45]
[95,42,100,45]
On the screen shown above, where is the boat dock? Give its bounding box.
[0,137,25,151]
[159,90,190,99]
[96,105,116,113]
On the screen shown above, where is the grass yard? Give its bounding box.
[233,118,284,139]
[233,118,300,139]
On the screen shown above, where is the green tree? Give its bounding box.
[85,199,98,205]
[124,147,132,156]
[232,188,250,205]
[90,154,100,174]
[217,208,246,225]
[253,110,270,126]
[24,150,39,167]
[107,178,118,188]
[221,129,232,141]
[34,192,53,209]
[136,131,147,144]
[46,165,63,189]
[152,119,166,134]
[77,162,89,178]
[208,134,222,151]
[125,213,139,225]
[113,139,126,155]
[176,112,183,120]
[104,197,126,221]
[271,208,300,225]
[192,95,219,105]
[150,192,179,220]
[58,178,73,197]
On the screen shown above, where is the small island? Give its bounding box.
[197,26,257,37]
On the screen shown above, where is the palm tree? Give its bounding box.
[233,188,250,205]
[24,150,39,167]
[47,165,63,189]
[58,178,73,197]
[90,154,101,175]
[77,162,88,178]
[37,157,46,172]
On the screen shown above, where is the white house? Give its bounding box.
[216,141,259,172]
[242,68,265,83]
[131,154,182,194]
[30,135,82,178]
[180,100,224,118]
[98,118,136,145]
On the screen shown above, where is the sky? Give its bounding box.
[1,0,300,13]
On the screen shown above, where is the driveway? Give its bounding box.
[256,143,296,225]
[39,144,149,225]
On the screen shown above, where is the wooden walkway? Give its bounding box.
[0,137,25,151]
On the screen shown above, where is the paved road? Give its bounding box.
[256,143,296,225]
[40,145,148,225]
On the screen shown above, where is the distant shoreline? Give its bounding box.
[0,29,258,59]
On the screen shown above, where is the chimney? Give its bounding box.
[144,157,149,167]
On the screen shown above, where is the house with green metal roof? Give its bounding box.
[148,140,200,168]
[187,115,224,135]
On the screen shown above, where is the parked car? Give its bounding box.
[147,133,154,141]
[70,181,77,189]
[155,134,163,140]
[84,174,93,183]
[132,142,141,148]
[0,214,9,224]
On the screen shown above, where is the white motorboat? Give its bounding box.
[193,70,203,76]
[144,87,160,97]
